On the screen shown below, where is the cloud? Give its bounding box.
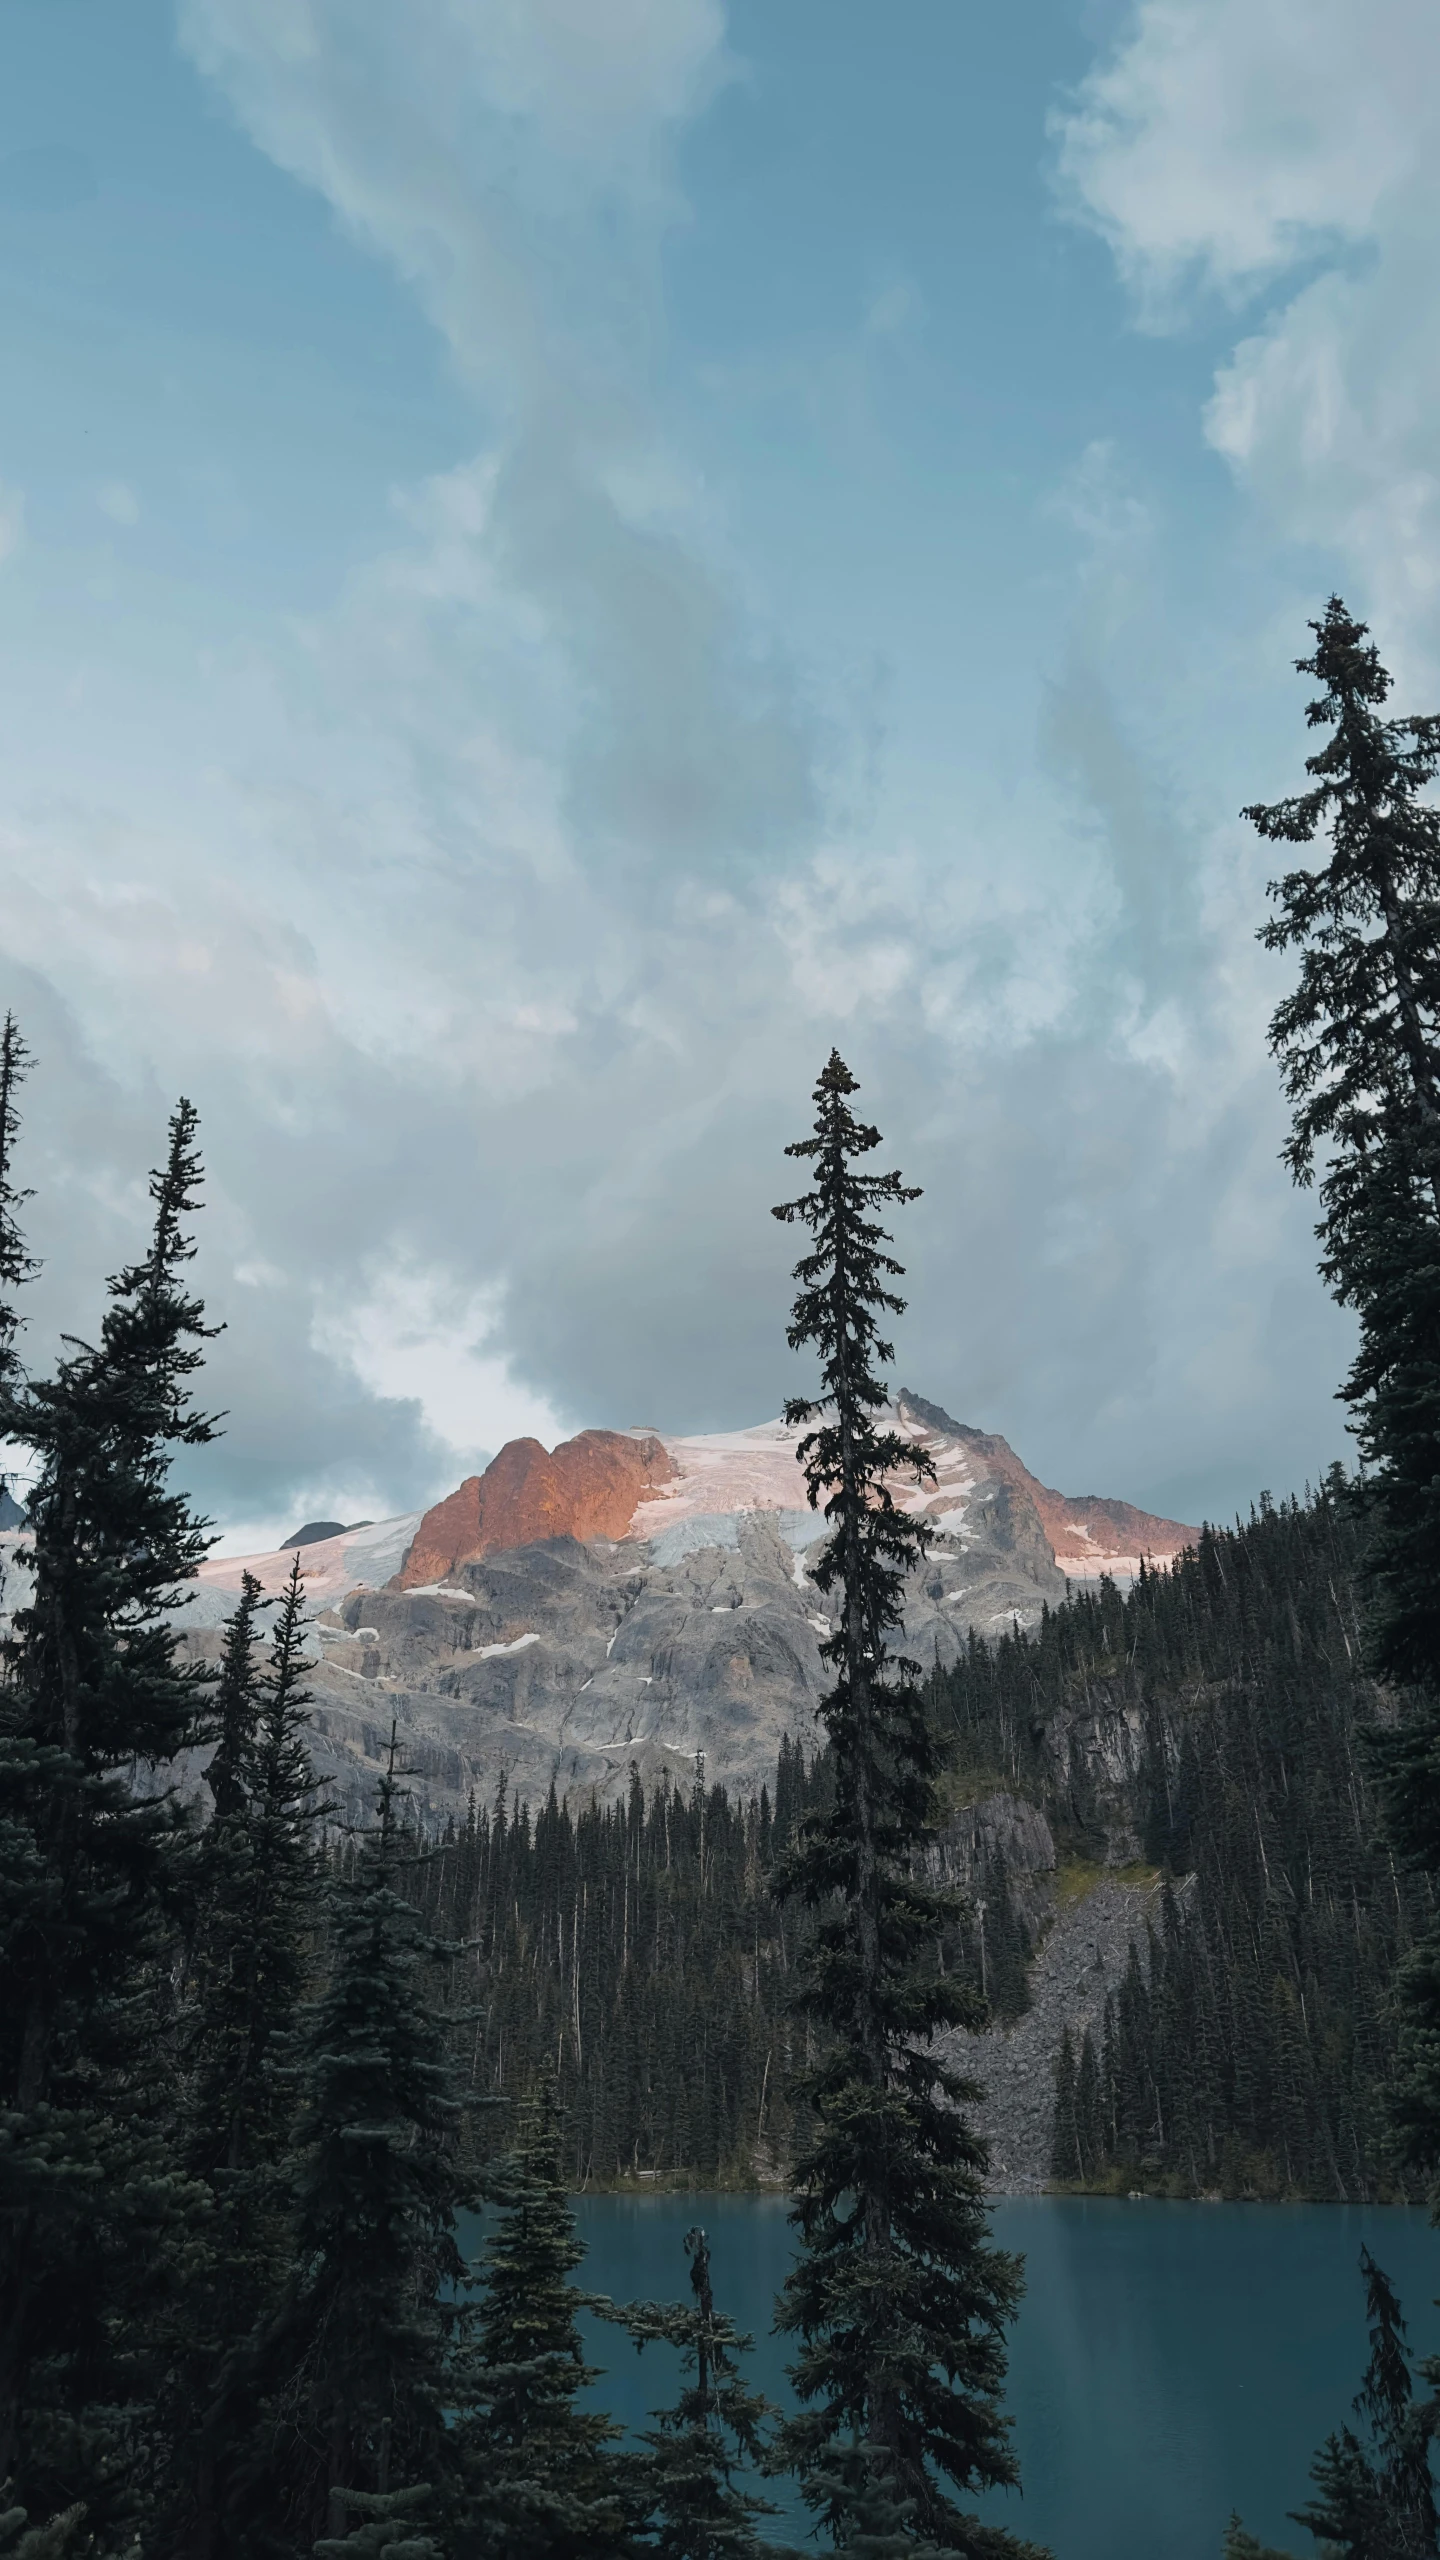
[1052,0,1437,314]
[1053,0,1440,664]
[0,0,1366,1547]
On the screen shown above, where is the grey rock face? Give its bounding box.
[940,1872,1171,2193]
[929,1791,1059,1940]
[199,1462,1066,1827]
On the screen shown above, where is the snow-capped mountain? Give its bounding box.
[182,1396,1196,1822]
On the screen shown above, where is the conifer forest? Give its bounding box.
[4,597,1440,2552]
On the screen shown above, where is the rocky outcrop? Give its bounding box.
[179,1479,1068,1825]
[178,1392,1194,1827]
[930,1791,1058,1940]
[942,1869,1168,2193]
[400,1430,676,1587]
[896,1391,1197,1578]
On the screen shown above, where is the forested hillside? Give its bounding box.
[402,1749,1037,2189]
[394,1473,1421,2204]
[408,1738,828,2187]
[934,1473,1428,2198]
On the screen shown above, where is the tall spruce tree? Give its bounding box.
[0,1014,35,1434]
[175,1559,327,2557]
[1225,2249,1439,2560]
[1290,2249,1439,2560]
[201,1565,264,1828]
[0,1097,217,2537]
[620,2223,780,2560]
[188,1554,322,2194]
[229,1730,476,2555]
[1246,595,1440,1690]
[769,1052,1042,2556]
[456,2078,633,2560]
[1247,600,1440,2196]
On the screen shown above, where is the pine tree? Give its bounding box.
[455,2079,632,2559]
[0,1098,218,2536]
[202,1566,264,1828]
[801,2450,948,2560]
[0,2486,88,2560]
[175,1559,328,2556]
[1289,2249,1439,2560]
[1049,2033,1079,2186]
[620,2223,778,2560]
[0,1014,35,1451]
[769,1052,1042,2555]
[1220,2524,1293,2560]
[189,1554,323,2193]
[230,1730,476,2554]
[1247,600,1440,2197]
[1246,595,1440,1693]
[1228,2249,1439,2560]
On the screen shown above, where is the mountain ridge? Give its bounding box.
[177,1396,1199,1823]
[392,1396,1197,1596]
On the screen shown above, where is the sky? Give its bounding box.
[0,0,1435,1548]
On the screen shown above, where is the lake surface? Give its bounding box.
[525,2195,1440,2557]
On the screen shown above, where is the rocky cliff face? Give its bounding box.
[400,1430,675,1587]
[896,1392,1197,1579]
[179,1396,1196,1827]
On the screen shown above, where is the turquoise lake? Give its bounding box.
[471,2194,1440,2557]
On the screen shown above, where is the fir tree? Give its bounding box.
[1225,2250,1439,2560]
[1246,595,1440,1692]
[1246,600,1440,2196]
[189,1554,322,2193]
[0,1014,36,1453]
[1048,2033,1079,2187]
[202,1566,264,1828]
[620,2223,779,2560]
[176,1560,327,2557]
[456,2079,632,2559]
[769,1052,1041,2555]
[1289,2249,1438,2560]
[0,2486,88,2560]
[801,2449,948,2560]
[230,1729,476,2554]
[1220,2525,1293,2560]
[0,1098,218,2535]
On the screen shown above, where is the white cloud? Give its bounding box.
[0,0,1362,1544]
[1053,0,1439,313]
[1054,0,1440,666]
[313,1260,572,1465]
[177,0,728,407]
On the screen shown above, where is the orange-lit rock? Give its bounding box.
[400,1430,676,1588]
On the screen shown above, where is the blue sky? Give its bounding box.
[2,0,1434,1545]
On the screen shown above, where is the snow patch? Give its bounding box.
[474,1631,540,1661]
[929,1509,974,1541]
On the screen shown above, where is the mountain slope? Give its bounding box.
[181,1398,1197,1822]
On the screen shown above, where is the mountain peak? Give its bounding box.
[396,1402,1199,1589]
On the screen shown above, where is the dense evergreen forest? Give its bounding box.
[406,1474,1421,2205]
[401,1736,1041,2191]
[406,1741,828,2188]
[935,1476,1431,2199]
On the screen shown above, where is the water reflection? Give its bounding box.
[459,2195,1440,2558]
